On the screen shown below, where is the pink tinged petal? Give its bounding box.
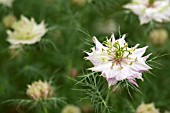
[128,79,138,87]
[92,36,104,51]
[136,73,144,81]
[107,78,118,87]
[133,46,148,57]
[142,53,152,61]
[128,72,143,81]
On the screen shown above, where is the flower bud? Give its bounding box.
[136,103,159,113]
[69,68,79,78]
[26,80,55,100]
[3,14,17,28]
[72,0,86,7]
[149,29,169,46]
[61,105,81,113]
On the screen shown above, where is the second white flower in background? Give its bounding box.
[124,0,170,25]
[136,102,159,113]
[0,0,14,7]
[85,34,152,87]
[7,16,47,48]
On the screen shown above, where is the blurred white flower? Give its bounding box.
[61,105,81,113]
[85,34,151,87]
[26,80,55,100]
[7,16,47,48]
[136,103,159,113]
[93,18,117,35]
[149,28,169,45]
[3,14,17,28]
[124,0,170,25]
[0,0,14,7]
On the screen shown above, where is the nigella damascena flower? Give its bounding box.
[136,103,159,113]
[85,34,152,87]
[124,0,170,25]
[7,16,47,48]
[0,0,14,7]
[26,80,55,100]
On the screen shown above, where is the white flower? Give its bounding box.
[85,34,152,87]
[26,80,55,100]
[136,102,159,113]
[7,16,47,48]
[61,105,81,113]
[124,0,170,25]
[0,0,14,7]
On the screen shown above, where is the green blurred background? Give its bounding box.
[0,0,170,113]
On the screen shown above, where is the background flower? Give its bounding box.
[0,0,14,7]
[26,80,55,100]
[124,0,170,24]
[61,105,81,113]
[136,103,159,113]
[6,16,47,48]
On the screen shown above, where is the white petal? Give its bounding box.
[131,58,152,72]
[142,53,152,61]
[116,34,126,47]
[111,33,116,44]
[92,36,104,51]
[133,46,148,57]
[88,62,112,72]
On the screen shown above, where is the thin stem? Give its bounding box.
[42,103,48,113]
[105,87,112,105]
[103,87,112,113]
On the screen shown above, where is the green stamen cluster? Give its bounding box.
[104,39,133,62]
[113,41,130,61]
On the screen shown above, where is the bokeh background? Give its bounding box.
[0,0,170,113]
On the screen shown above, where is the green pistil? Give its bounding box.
[104,39,133,62]
[113,42,130,61]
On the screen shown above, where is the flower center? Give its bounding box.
[113,42,130,61]
[104,39,132,62]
